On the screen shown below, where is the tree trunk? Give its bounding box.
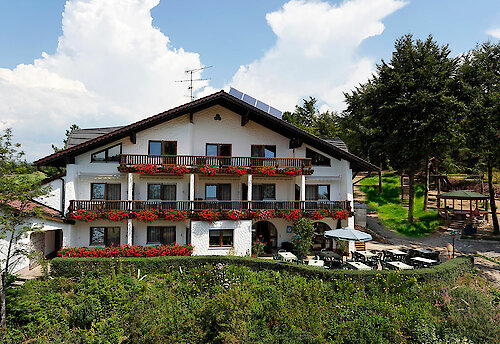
[401,173,404,202]
[423,158,430,211]
[0,275,5,329]
[408,171,415,224]
[487,161,499,235]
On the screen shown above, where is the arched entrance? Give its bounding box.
[312,222,333,251]
[253,221,277,253]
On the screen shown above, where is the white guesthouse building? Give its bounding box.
[31,90,378,259]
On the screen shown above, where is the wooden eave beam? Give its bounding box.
[129,131,137,144]
[241,110,250,126]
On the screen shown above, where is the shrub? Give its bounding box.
[291,218,315,257]
[57,244,193,258]
[50,255,474,283]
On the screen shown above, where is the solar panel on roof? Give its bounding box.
[255,100,270,112]
[269,107,283,119]
[242,94,257,106]
[228,87,283,119]
[228,87,244,99]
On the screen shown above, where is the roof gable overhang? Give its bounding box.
[34,91,379,172]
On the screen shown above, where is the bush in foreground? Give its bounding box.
[57,244,193,258]
[3,262,499,343]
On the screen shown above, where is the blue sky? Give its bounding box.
[0,0,499,160]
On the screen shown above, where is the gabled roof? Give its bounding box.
[34,90,379,171]
[66,126,124,148]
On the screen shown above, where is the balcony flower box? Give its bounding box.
[198,165,219,176]
[227,165,247,176]
[134,163,159,174]
[281,167,303,176]
[224,209,249,220]
[72,209,98,222]
[198,209,221,221]
[58,244,194,257]
[332,209,350,220]
[105,210,129,222]
[164,209,190,222]
[280,209,302,222]
[134,210,159,222]
[253,166,276,176]
[307,209,328,220]
[163,164,189,176]
[251,210,275,220]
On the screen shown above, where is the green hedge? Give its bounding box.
[50,255,474,283]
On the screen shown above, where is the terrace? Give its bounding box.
[117,154,313,175]
[68,200,351,213]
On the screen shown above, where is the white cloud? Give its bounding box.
[227,0,407,112]
[486,28,500,39]
[0,0,206,161]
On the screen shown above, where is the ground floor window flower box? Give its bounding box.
[58,244,194,257]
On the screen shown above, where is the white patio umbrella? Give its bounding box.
[324,227,372,242]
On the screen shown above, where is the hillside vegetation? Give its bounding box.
[2,262,499,344]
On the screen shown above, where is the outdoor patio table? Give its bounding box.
[319,251,341,260]
[307,259,324,267]
[346,261,372,270]
[278,251,297,262]
[356,251,377,259]
[386,261,413,270]
[410,257,438,267]
[387,249,407,256]
[415,248,433,254]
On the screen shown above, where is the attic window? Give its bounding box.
[306,148,330,166]
[91,143,122,162]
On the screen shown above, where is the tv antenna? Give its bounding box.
[176,66,212,101]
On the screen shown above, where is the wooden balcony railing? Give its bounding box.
[119,154,312,169]
[68,200,350,213]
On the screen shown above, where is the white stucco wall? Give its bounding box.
[191,220,252,256]
[36,178,63,212]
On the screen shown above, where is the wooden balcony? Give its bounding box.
[68,200,350,213]
[118,154,312,174]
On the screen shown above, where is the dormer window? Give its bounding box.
[91,143,122,162]
[306,148,330,166]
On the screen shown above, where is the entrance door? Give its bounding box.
[253,221,277,253]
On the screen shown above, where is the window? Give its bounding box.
[306,148,330,166]
[91,144,122,162]
[251,145,276,158]
[252,184,276,200]
[90,227,120,247]
[147,184,176,200]
[209,229,233,247]
[306,185,330,200]
[147,226,176,245]
[148,141,177,155]
[206,143,231,157]
[91,183,121,200]
[205,184,231,200]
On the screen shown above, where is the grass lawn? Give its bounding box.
[360,173,440,236]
